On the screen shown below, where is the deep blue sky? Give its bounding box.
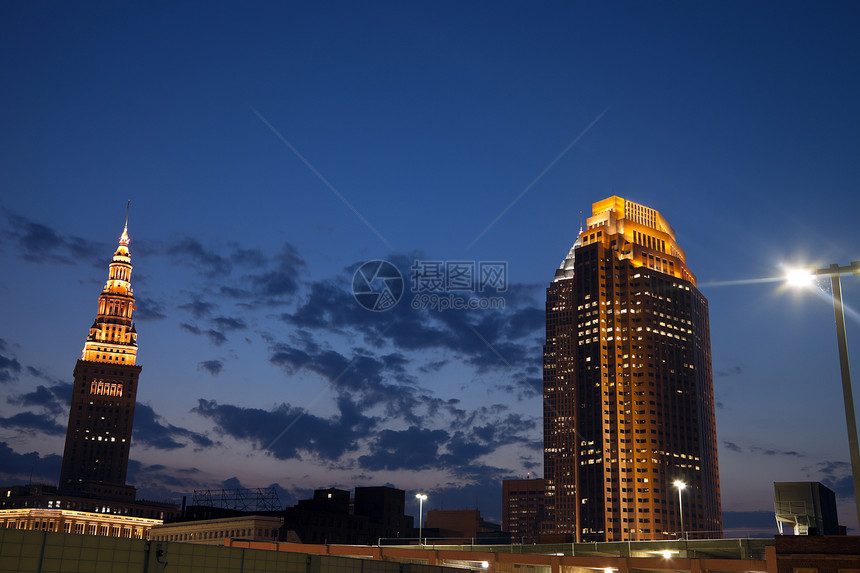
[1,2,859,535]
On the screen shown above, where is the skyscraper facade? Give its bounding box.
[543,196,721,542]
[59,218,141,501]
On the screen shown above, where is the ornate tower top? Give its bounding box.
[81,210,138,365]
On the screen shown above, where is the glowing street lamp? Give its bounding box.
[787,261,860,527]
[415,493,427,545]
[673,480,686,539]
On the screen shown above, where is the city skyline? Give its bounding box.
[1,2,859,534]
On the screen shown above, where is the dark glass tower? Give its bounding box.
[543,196,721,542]
[58,218,141,501]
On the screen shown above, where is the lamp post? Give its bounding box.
[416,493,427,545]
[673,480,686,539]
[788,261,860,527]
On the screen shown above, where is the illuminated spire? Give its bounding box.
[119,200,130,247]
[81,209,138,365]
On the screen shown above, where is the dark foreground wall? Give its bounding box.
[0,529,462,573]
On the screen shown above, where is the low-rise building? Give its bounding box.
[0,507,160,539]
[424,509,504,544]
[150,514,286,545]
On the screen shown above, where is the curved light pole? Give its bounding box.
[416,493,427,545]
[788,261,860,528]
[673,480,686,539]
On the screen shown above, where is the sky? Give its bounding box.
[1,1,860,537]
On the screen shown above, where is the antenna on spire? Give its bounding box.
[579,210,583,234]
[119,201,131,246]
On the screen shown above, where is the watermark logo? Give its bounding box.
[410,260,506,312]
[352,260,404,312]
[353,260,507,312]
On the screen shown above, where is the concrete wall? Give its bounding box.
[0,528,464,573]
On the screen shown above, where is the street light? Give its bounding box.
[788,261,860,527]
[673,480,686,539]
[415,493,427,545]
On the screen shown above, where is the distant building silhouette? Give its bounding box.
[502,478,545,543]
[543,196,721,542]
[281,486,413,544]
[423,509,505,544]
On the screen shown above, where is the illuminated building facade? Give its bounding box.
[0,508,159,539]
[543,196,721,542]
[150,515,285,545]
[58,217,141,500]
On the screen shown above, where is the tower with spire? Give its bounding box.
[58,209,142,501]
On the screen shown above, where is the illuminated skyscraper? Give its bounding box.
[543,196,721,542]
[58,215,141,501]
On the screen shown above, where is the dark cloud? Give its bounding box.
[230,247,268,268]
[358,426,450,471]
[193,396,376,461]
[221,476,242,489]
[269,343,426,421]
[520,458,540,471]
[212,316,246,331]
[717,366,743,377]
[198,360,223,376]
[167,236,232,277]
[419,359,448,373]
[266,316,540,469]
[126,459,202,501]
[357,413,537,477]
[182,238,307,304]
[212,476,304,509]
[722,441,742,453]
[179,298,217,319]
[3,212,103,265]
[8,382,73,415]
[750,447,803,457]
[132,403,214,450]
[0,411,65,435]
[178,242,307,305]
[219,286,251,299]
[806,460,855,499]
[0,353,22,383]
[0,441,62,484]
[280,257,543,397]
[506,307,545,333]
[134,295,167,321]
[24,366,60,383]
[180,323,228,346]
[257,243,306,297]
[218,243,307,302]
